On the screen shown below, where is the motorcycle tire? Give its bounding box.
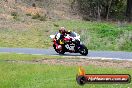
[53,44,65,55]
[79,44,88,56]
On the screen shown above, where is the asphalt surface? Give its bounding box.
[0,47,132,60]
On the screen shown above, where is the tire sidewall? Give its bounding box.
[53,44,65,54]
[79,44,88,56]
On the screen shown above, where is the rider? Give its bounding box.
[55,27,71,49]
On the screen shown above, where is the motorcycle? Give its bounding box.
[50,32,88,56]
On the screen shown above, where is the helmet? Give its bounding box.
[59,27,66,34]
[68,30,71,33]
[67,30,71,34]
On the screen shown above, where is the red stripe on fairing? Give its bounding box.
[64,38,71,41]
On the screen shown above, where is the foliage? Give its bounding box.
[0,20,131,51]
[26,13,32,16]
[11,12,18,17]
[11,12,20,21]
[39,15,47,21]
[74,0,128,21]
[54,20,132,51]
[32,13,46,21]
[32,13,41,19]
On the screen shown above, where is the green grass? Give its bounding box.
[0,53,131,88]
[55,20,132,51]
[0,53,63,60]
[0,20,132,51]
[0,27,51,48]
[0,62,131,88]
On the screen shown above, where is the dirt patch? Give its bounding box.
[5,58,132,69]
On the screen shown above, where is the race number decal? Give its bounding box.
[65,44,75,50]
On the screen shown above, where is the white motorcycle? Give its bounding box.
[50,32,88,56]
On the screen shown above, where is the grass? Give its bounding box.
[0,26,52,48]
[0,53,63,60]
[0,53,132,88]
[0,20,132,51]
[0,0,132,51]
[55,20,132,51]
[0,62,132,88]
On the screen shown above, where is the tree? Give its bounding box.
[75,0,128,21]
[106,0,113,20]
[126,0,132,22]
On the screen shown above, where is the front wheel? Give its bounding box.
[79,44,88,56]
[53,44,65,55]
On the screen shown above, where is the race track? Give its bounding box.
[0,47,132,61]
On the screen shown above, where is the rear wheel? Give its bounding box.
[79,44,88,56]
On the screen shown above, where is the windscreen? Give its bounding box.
[69,32,76,37]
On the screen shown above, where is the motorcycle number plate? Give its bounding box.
[65,44,75,50]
